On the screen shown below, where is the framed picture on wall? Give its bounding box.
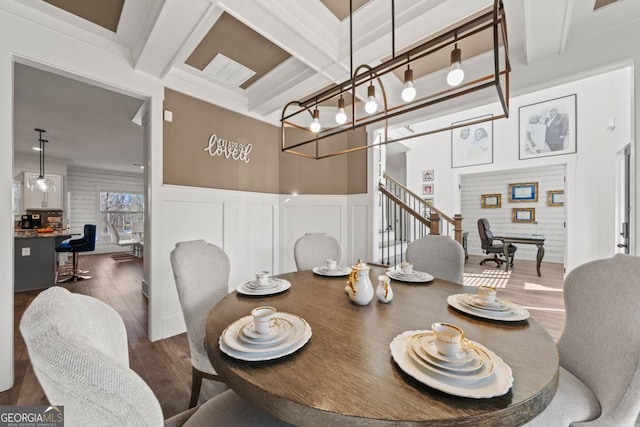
[512,207,535,223]
[547,190,564,206]
[451,114,493,168]
[509,182,538,202]
[424,197,434,206]
[423,184,434,195]
[519,94,577,160]
[481,194,501,208]
[422,170,434,181]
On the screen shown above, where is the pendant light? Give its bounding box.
[401,65,416,102]
[30,128,55,192]
[309,107,321,133]
[335,96,347,124]
[447,43,464,87]
[364,82,377,114]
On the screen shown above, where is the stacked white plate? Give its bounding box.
[219,312,312,361]
[447,294,530,321]
[390,330,513,398]
[312,266,352,277]
[236,278,291,296]
[386,268,434,283]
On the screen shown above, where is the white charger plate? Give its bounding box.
[448,294,530,322]
[236,278,291,296]
[312,266,352,277]
[219,314,311,361]
[390,330,513,398]
[386,270,434,283]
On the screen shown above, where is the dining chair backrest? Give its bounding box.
[20,287,164,427]
[170,240,230,374]
[405,235,465,284]
[294,233,342,271]
[557,253,640,425]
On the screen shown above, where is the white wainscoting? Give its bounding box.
[461,164,565,263]
[157,186,370,339]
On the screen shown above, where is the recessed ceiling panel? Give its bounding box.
[185,12,290,89]
[43,0,124,32]
[320,0,371,20]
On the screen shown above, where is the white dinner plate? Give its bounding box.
[219,314,312,361]
[312,266,352,277]
[244,279,281,290]
[237,318,295,348]
[408,337,493,381]
[222,313,305,353]
[390,330,513,398]
[448,294,530,322]
[236,278,291,296]
[412,332,483,369]
[458,294,512,312]
[386,270,434,283]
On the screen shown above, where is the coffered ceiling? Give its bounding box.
[7,0,640,172]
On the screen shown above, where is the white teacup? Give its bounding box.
[255,271,270,285]
[432,322,464,356]
[478,286,498,304]
[251,306,276,334]
[400,262,413,274]
[325,259,337,270]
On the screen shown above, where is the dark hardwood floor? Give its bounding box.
[1,252,565,419]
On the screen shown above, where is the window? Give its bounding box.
[99,191,144,237]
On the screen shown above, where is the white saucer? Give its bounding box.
[244,278,282,290]
[312,266,352,277]
[237,318,294,348]
[390,330,513,398]
[386,270,434,283]
[219,313,312,361]
[448,294,530,322]
[408,338,493,381]
[236,278,291,296]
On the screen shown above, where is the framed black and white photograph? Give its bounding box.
[512,208,535,223]
[481,194,501,208]
[423,184,434,195]
[508,182,538,202]
[422,170,434,181]
[547,190,564,206]
[451,114,493,168]
[519,94,577,160]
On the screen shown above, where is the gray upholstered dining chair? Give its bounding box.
[294,232,342,271]
[524,254,640,426]
[170,240,230,408]
[405,235,465,284]
[19,286,290,427]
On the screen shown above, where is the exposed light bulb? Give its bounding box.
[401,68,416,102]
[447,47,464,87]
[310,108,321,133]
[365,83,377,114]
[335,97,347,124]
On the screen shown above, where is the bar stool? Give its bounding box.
[55,224,96,282]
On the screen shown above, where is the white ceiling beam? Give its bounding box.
[523,0,572,64]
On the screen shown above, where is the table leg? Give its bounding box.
[503,241,511,272]
[536,244,545,277]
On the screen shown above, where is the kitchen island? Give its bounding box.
[15,230,72,292]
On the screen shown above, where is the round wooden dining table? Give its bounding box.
[205,267,558,426]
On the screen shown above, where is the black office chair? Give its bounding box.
[477,218,516,267]
[55,224,97,282]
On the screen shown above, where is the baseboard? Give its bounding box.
[141,279,149,298]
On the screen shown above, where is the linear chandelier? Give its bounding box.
[281,0,510,160]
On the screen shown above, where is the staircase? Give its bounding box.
[377,172,463,266]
